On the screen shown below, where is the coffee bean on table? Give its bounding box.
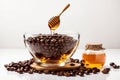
[78,72,84,77]
[109,62,120,69]
[50,71,57,75]
[110,62,115,66]
[85,70,90,75]
[70,71,76,76]
[102,68,110,74]
[38,70,43,74]
[57,71,64,76]
[28,69,33,74]
[64,72,71,77]
[86,68,92,73]
[43,70,50,74]
[74,59,79,63]
[113,65,120,69]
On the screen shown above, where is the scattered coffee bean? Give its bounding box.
[70,71,76,76]
[113,65,120,69]
[85,70,90,75]
[110,62,115,66]
[92,70,98,74]
[92,67,100,74]
[43,70,50,74]
[74,59,79,63]
[50,71,57,75]
[80,63,85,67]
[38,70,43,74]
[109,62,120,69]
[57,71,64,76]
[64,72,71,77]
[102,68,110,74]
[80,60,85,64]
[29,69,34,74]
[78,72,84,77]
[86,68,92,73]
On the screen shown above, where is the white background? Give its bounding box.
[0,0,120,49]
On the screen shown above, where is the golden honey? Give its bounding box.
[82,52,106,68]
[49,22,60,30]
[36,53,69,64]
[82,43,106,68]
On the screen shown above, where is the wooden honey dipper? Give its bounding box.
[48,4,70,34]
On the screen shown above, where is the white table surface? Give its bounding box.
[0,49,120,80]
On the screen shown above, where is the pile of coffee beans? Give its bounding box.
[25,33,77,58]
[4,58,120,77]
[4,58,34,74]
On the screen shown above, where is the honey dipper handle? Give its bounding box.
[59,4,70,16]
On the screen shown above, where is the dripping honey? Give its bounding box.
[49,23,60,30]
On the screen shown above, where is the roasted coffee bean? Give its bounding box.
[70,58,75,62]
[85,70,90,75]
[96,69,100,72]
[86,68,92,73]
[43,70,50,74]
[92,67,97,70]
[4,64,8,68]
[69,72,75,76]
[8,62,14,67]
[80,63,85,67]
[74,59,79,63]
[50,71,57,75]
[79,66,86,71]
[113,65,120,69]
[110,62,115,66]
[56,72,60,76]
[6,67,11,71]
[23,68,28,72]
[109,62,120,69]
[17,69,23,74]
[27,37,33,43]
[78,72,84,77]
[79,60,85,66]
[92,67,100,74]
[116,65,120,69]
[64,72,71,77]
[102,68,110,74]
[11,67,16,71]
[92,69,98,74]
[38,70,43,74]
[28,70,33,74]
[57,71,64,76]
[57,71,65,76]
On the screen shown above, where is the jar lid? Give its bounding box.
[85,43,105,50]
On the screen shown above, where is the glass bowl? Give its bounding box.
[24,32,80,67]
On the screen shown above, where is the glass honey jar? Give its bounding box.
[82,43,106,68]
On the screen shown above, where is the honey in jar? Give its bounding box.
[82,43,106,68]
